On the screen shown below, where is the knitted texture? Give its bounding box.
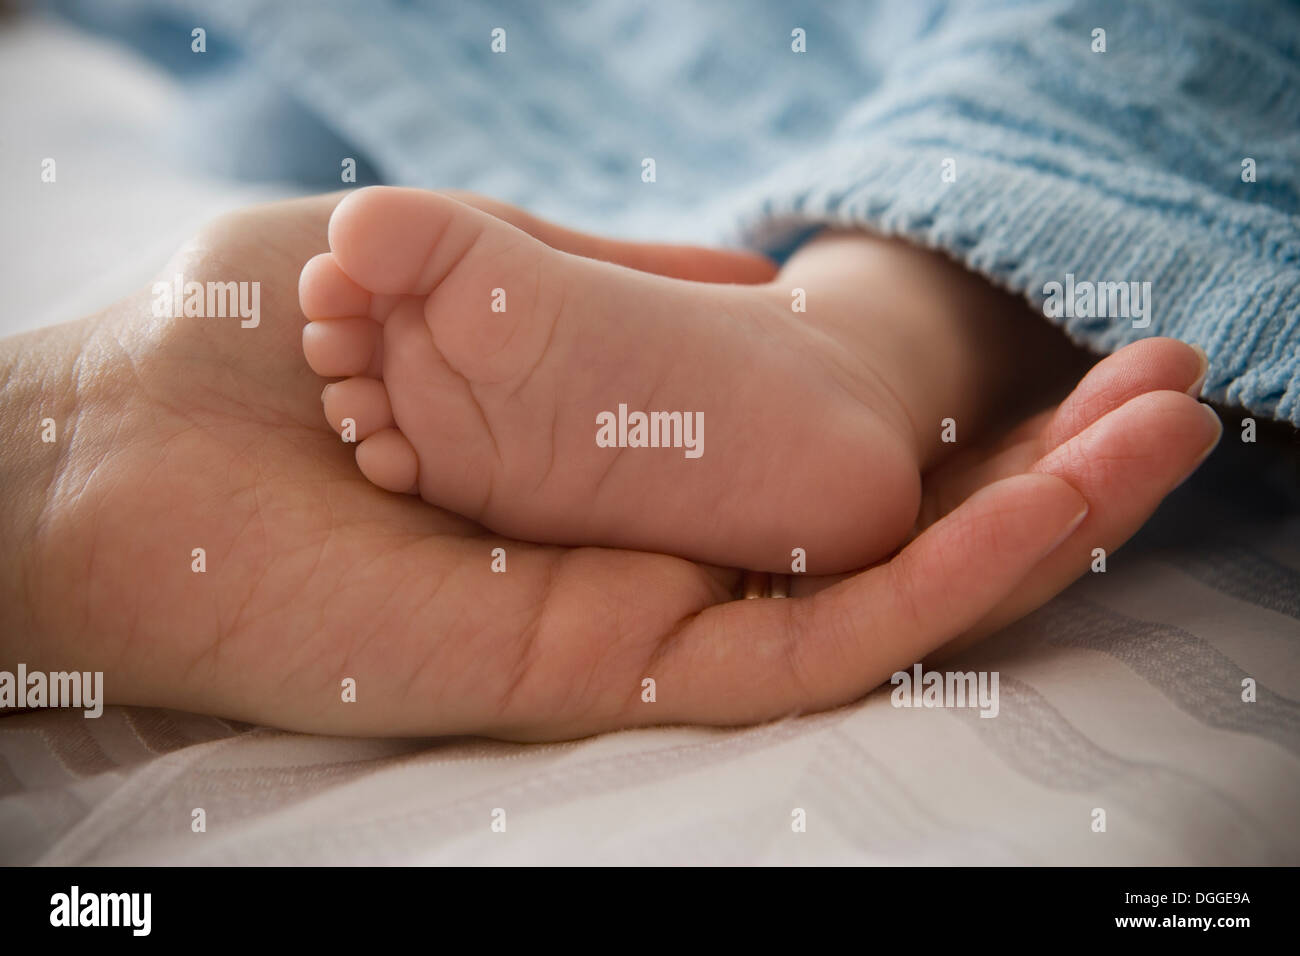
[53,0,1300,423]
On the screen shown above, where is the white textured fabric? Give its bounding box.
[6,489,1300,865]
[2,18,1298,866]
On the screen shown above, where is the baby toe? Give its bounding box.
[302,317,383,378]
[355,427,420,494]
[322,376,394,440]
[299,252,373,320]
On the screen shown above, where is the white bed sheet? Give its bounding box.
[0,17,290,338]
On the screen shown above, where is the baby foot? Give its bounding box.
[299,187,926,573]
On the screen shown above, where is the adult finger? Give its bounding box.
[441,190,778,284]
[918,337,1209,527]
[645,472,1088,725]
[932,388,1221,658]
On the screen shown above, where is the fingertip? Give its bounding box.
[1034,389,1224,507]
[1182,400,1223,479]
[1047,338,1211,449]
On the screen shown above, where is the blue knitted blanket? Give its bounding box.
[52,0,1300,424]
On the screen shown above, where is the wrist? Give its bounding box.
[0,320,92,666]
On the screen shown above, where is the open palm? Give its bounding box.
[27,193,1218,740]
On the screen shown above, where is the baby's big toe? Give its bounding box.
[328,186,479,296]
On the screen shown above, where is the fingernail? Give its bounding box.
[1186,343,1209,397]
[1049,502,1090,552]
[1174,403,1223,489]
[321,384,333,403]
[1192,402,1222,466]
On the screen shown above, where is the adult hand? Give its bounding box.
[0,193,1218,740]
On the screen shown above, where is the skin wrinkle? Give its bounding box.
[204,484,275,679]
[501,255,563,407]
[40,333,89,537]
[874,537,931,645]
[395,554,488,697]
[272,562,382,711]
[497,259,567,498]
[369,291,403,325]
[780,596,832,707]
[536,395,560,501]
[301,530,343,665]
[663,292,846,550]
[387,611,448,721]
[582,365,675,537]
[334,576,412,704]
[417,212,484,302]
[648,600,758,725]
[404,304,504,502]
[566,632,627,736]
[457,382,501,516]
[93,506,154,690]
[185,367,289,429]
[549,575,643,736]
[54,412,125,514]
[75,418,173,672]
[253,532,360,702]
[432,575,521,725]
[105,316,262,440]
[43,343,109,514]
[92,318,267,477]
[195,470,337,677]
[639,594,705,701]
[492,551,561,721]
